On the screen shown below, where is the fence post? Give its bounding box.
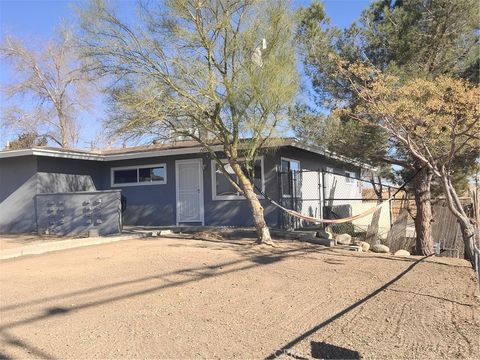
[476,249,480,291]
[318,169,323,220]
[292,169,297,229]
[322,170,326,224]
[277,167,284,229]
[388,186,393,228]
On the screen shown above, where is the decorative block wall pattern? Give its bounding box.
[35,190,122,236]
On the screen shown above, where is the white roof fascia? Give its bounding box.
[0,148,35,159]
[289,139,377,171]
[0,144,225,161]
[0,148,103,161]
[105,145,224,161]
[31,149,104,161]
[0,142,376,171]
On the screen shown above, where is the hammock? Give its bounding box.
[248,165,421,225]
[264,195,389,224]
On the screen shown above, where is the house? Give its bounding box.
[0,138,369,235]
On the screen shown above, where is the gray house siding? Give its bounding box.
[279,146,361,176]
[106,153,200,226]
[37,157,108,190]
[103,149,358,228]
[0,156,38,233]
[202,152,279,228]
[0,156,106,234]
[104,152,280,228]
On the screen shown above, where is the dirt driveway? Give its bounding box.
[0,234,75,251]
[0,236,479,359]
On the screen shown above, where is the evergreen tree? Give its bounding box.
[296,0,479,255]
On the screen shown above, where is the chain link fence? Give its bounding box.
[279,169,399,242]
[278,169,473,256]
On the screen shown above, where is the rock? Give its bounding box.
[394,249,410,257]
[360,241,370,252]
[335,233,352,245]
[371,244,390,253]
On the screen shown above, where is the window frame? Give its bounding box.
[211,156,265,201]
[111,163,167,187]
[280,157,301,198]
[345,171,356,184]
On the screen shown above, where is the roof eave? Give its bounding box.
[0,141,376,171]
[287,139,377,171]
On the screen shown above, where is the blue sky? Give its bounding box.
[0,0,370,148]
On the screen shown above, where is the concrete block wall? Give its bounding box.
[35,190,122,236]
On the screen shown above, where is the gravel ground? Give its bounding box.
[0,236,479,359]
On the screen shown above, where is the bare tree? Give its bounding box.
[78,0,299,244]
[1,28,93,148]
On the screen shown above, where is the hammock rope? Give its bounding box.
[267,197,389,224]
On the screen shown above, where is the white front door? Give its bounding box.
[175,159,204,224]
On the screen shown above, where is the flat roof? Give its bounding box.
[0,139,375,170]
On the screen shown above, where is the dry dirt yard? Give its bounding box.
[0,234,78,251]
[0,235,479,359]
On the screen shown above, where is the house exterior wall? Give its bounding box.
[104,152,280,228]
[203,152,279,228]
[276,146,362,225]
[0,156,38,233]
[105,154,184,226]
[0,145,364,233]
[103,147,360,228]
[36,157,108,190]
[0,156,106,234]
[279,146,361,175]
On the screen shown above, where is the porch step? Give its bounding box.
[269,229,317,240]
[269,229,335,247]
[335,244,363,252]
[306,237,336,247]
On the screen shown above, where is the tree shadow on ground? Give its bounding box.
[385,288,475,307]
[319,249,470,269]
[0,244,317,359]
[264,255,433,360]
[0,351,13,360]
[0,244,316,313]
[310,341,360,359]
[164,235,325,262]
[1,330,55,360]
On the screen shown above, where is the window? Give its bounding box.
[212,157,264,200]
[345,171,355,184]
[114,169,137,184]
[111,164,167,187]
[139,167,165,182]
[281,158,300,197]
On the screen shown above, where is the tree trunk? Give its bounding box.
[57,107,69,148]
[440,173,477,262]
[366,178,383,244]
[458,217,476,262]
[230,161,273,245]
[413,165,434,255]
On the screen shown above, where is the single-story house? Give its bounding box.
[0,138,369,234]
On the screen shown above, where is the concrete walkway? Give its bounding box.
[0,233,145,260]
